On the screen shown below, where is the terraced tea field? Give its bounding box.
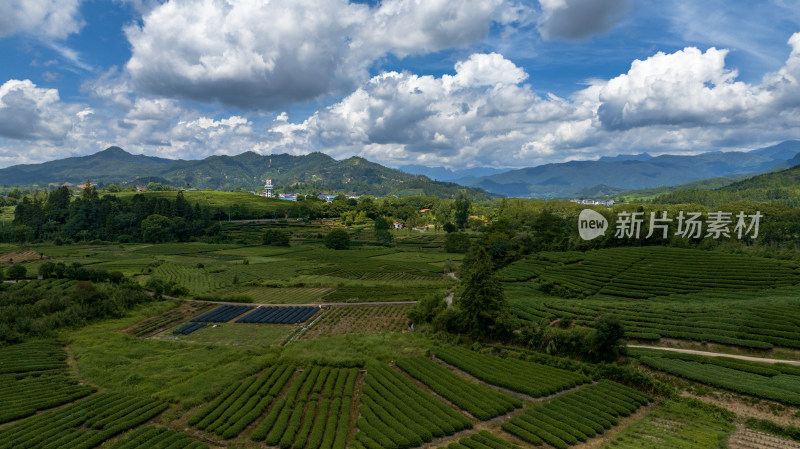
[503,380,652,447]
[209,286,332,303]
[434,346,590,397]
[0,341,95,424]
[508,289,800,350]
[3,240,799,449]
[630,348,800,405]
[505,246,800,299]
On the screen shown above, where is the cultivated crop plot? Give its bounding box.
[0,393,167,449]
[352,362,473,448]
[191,305,255,322]
[434,346,590,397]
[597,400,734,449]
[298,304,411,340]
[127,301,215,337]
[395,356,522,420]
[503,380,652,448]
[434,431,522,449]
[173,322,206,335]
[236,305,319,324]
[631,348,800,405]
[509,293,800,349]
[210,286,332,303]
[321,286,434,303]
[516,246,800,299]
[189,364,358,447]
[106,426,208,449]
[0,341,95,424]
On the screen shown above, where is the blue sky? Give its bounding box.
[0,0,799,170]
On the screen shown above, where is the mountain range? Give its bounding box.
[461,140,800,198]
[0,147,491,199]
[1,140,799,199]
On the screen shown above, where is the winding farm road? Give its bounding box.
[628,344,800,366]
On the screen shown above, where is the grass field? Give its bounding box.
[69,304,280,407]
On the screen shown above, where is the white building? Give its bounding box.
[259,178,274,198]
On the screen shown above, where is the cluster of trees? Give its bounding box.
[0,278,154,345]
[5,187,219,244]
[409,244,625,362]
[0,261,126,284]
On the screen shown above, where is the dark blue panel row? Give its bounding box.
[191,305,255,323]
[174,322,205,335]
[236,306,318,324]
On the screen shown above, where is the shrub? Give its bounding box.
[263,229,291,246]
[324,229,350,250]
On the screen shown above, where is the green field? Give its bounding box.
[3,223,800,449]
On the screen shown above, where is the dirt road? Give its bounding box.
[628,344,800,366]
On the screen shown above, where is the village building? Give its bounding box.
[258,178,275,198]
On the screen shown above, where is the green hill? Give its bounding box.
[0,147,491,199]
[652,162,800,206]
[617,176,744,201]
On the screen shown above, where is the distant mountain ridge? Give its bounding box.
[0,147,491,199]
[462,140,800,198]
[395,164,508,183]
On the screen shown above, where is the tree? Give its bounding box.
[7,264,26,281]
[38,262,55,279]
[443,222,457,233]
[408,293,446,324]
[454,192,471,229]
[263,229,290,246]
[373,216,393,246]
[141,214,174,243]
[456,246,507,337]
[173,191,190,218]
[324,229,351,249]
[445,231,471,253]
[594,315,625,361]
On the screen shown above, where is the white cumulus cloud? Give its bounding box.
[0,79,78,140]
[0,0,84,39]
[596,47,768,130]
[124,0,527,110]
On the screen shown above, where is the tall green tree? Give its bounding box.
[373,216,393,246]
[454,192,471,229]
[456,246,507,338]
[141,214,174,243]
[594,315,626,361]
